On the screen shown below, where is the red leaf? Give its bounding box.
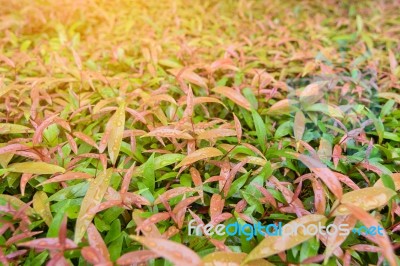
[81,247,102,265]
[154,187,197,204]
[117,250,159,266]
[0,144,30,155]
[295,153,343,199]
[5,231,42,246]
[120,163,136,194]
[39,172,92,186]
[136,212,171,233]
[32,113,59,145]
[18,238,77,250]
[87,223,111,263]
[172,196,201,214]
[20,173,34,196]
[65,133,78,154]
[73,132,99,149]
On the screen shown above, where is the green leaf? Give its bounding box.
[227,172,249,198]
[109,234,124,262]
[132,154,185,177]
[105,219,122,244]
[380,174,396,191]
[47,200,70,237]
[143,153,155,192]
[252,110,267,151]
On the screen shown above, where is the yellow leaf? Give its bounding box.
[0,143,13,168]
[175,147,223,169]
[8,162,65,175]
[331,187,396,216]
[245,214,327,263]
[108,102,126,165]
[233,154,266,166]
[33,191,52,226]
[203,252,275,266]
[0,123,33,134]
[74,168,113,243]
[378,92,400,104]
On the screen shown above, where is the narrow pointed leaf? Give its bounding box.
[175,147,223,169]
[108,102,126,165]
[117,250,159,265]
[196,129,236,140]
[74,168,113,243]
[0,123,33,134]
[245,215,327,262]
[295,154,342,198]
[8,162,65,175]
[294,111,305,142]
[213,86,251,110]
[203,252,275,266]
[130,235,202,266]
[33,191,52,226]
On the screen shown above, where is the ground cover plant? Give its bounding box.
[0,0,399,265]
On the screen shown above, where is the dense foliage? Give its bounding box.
[0,0,399,265]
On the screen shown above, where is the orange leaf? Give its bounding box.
[169,68,208,89]
[213,86,251,110]
[210,194,224,220]
[175,147,223,169]
[233,113,242,143]
[196,129,236,140]
[143,128,193,139]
